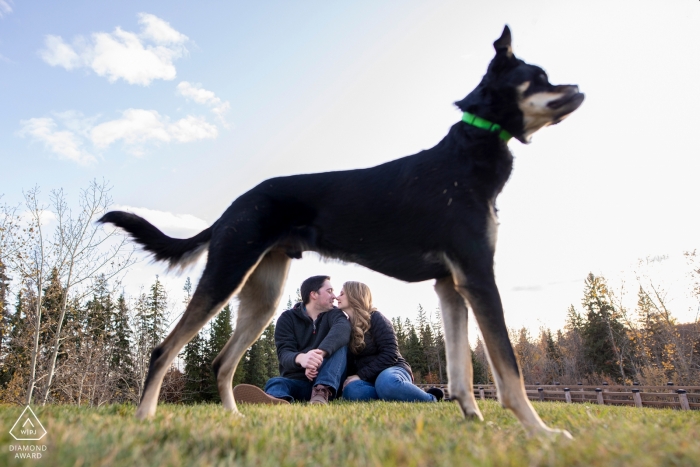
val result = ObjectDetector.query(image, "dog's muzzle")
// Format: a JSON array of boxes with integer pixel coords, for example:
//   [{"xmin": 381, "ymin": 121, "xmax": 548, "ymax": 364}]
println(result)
[{"xmin": 548, "ymin": 86, "xmax": 585, "ymax": 123}]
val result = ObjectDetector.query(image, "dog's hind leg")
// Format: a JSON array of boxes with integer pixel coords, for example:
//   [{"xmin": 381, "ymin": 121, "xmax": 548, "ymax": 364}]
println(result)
[
  {"xmin": 135, "ymin": 246, "xmax": 272, "ymax": 420},
  {"xmin": 434, "ymin": 276, "xmax": 483, "ymax": 420},
  {"xmin": 448, "ymin": 257, "xmax": 571, "ymax": 438},
  {"xmin": 213, "ymin": 249, "xmax": 291, "ymax": 412}
]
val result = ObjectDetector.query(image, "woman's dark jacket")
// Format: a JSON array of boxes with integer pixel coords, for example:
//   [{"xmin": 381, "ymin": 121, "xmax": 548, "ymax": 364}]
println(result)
[{"xmin": 348, "ymin": 310, "xmax": 413, "ymax": 384}]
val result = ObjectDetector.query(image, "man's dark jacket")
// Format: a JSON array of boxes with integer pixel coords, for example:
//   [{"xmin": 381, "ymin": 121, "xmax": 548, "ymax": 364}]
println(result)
[
  {"xmin": 347, "ymin": 311, "xmax": 413, "ymax": 384},
  {"xmin": 275, "ymin": 302, "xmax": 351, "ymax": 380}
]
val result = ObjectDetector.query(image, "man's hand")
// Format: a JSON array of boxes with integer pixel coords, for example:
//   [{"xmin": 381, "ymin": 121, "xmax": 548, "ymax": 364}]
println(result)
[
  {"xmin": 305, "ymin": 367, "xmax": 318, "ymax": 381},
  {"xmin": 343, "ymin": 374, "xmax": 360, "ymax": 389},
  {"xmin": 295, "ymin": 349, "xmax": 326, "ymax": 371}
]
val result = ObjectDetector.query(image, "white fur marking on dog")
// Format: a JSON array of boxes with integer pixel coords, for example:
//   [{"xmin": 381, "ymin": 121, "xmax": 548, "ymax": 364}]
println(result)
[
  {"xmin": 169, "ymin": 241, "xmax": 210, "ymax": 272},
  {"xmin": 517, "ymin": 89, "xmax": 569, "ymax": 142}
]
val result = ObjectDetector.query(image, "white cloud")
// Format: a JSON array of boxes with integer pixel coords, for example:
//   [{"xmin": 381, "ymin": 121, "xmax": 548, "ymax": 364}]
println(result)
[
  {"xmin": 18, "ymin": 117, "xmax": 96, "ymax": 165},
  {"xmin": 168, "ymin": 115, "xmax": 218, "ymax": 142},
  {"xmin": 113, "ymin": 205, "xmax": 209, "ymax": 236},
  {"xmin": 20, "ymin": 108, "xmax": 217, "ymax": 162},
  {"xmin": 90, "ymin": 109, "xmax": 217, "ymax": 150},
  {"xmin": 20, "ymin": 209, "xmax": 57, "ymax": 227},
  {"xmin": 39, "ymin": 35, "xmax": 81, "ymax": 69},
  {"xmin": 177, "ymin": 81, "xmax": 231, "ymax": 125},
  {"xmin": 138, "ymin": 13, "xmax": 188, "ymax": 45},
  {"xmin": 0, "ymin": 0, "xmax": 12, "ymax": 18},
  {"xmin": 91, "ymin": 109, "xmax": 171, "ymax": 148},
  {"xmin": 39, "ymin": 13, "xmax": 188, "ymax": 86}
]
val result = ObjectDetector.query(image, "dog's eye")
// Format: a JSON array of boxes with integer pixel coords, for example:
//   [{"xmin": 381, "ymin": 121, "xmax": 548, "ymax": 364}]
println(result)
[{"xmin": 536, "ymin": 73, "xmax": 548, "ymax": 84}]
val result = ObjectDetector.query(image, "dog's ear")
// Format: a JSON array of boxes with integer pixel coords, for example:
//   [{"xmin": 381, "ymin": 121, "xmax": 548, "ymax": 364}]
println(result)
[
  {"xmin": 493, "ymin": 25, "xmax": 513, "ymax": 58},
  {"xmin": 487, "ymin": 25, "xmax": 516, "ymax": 75}
]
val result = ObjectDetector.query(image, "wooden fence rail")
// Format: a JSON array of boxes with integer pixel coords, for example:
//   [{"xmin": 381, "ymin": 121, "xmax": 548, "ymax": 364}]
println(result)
[{"xmin": 415, "ymin": 384, "xmax": 700, "ymax": 410}]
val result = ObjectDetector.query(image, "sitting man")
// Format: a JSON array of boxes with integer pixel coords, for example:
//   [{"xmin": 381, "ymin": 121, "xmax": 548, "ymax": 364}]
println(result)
[{"xmin": 234, "ymin": 275, "xmax": 351, "ymax": 405}]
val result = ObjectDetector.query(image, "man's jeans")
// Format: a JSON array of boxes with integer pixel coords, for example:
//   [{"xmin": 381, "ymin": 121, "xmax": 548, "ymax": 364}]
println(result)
[
  {"xmin": 343, "ymin": 366, "xmax": 436, "ymax": 402},
  {"xmin": 264, "ymin": 346, "xmax": 347, "ymax": 402}
]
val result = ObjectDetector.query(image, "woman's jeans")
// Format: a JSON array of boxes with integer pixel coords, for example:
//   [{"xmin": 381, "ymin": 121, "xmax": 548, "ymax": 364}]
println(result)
[{"xmin": 343, "ymin": 366, "xmax": 436, "ymax": 402}]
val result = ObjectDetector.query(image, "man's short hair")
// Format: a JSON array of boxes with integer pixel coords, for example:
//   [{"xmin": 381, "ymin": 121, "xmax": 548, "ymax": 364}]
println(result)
[{"xmin": 301, "ymin": 275, "xmax": 330, "ymax": 305}]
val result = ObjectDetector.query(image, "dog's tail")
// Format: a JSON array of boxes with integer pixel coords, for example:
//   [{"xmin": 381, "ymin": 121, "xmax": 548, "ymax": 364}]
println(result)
[{"xmin": 98, "ymin": 211, "xmax": 212, "ymax": 270}]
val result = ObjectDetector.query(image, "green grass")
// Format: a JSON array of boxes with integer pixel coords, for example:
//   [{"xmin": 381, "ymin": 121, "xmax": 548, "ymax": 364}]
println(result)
[{"xmin": 1, "ymin": 400, "xmax": 698, "ymax": 466}]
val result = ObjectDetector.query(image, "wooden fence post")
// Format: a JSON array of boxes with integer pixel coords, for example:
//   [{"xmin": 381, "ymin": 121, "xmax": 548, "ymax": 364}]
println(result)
[
  {"xmin": 564, "ymin": 388, "xmax": 572, "ymax": 404},
  {"xmin": 596, "ymin": 388, "xmax": 604, "ymax": 405},
  {"xmin": 677, "ymin": 389, "xmax": 690, "ymax": 411},
  {"xmin": 538, "ymin": 387, "xmax": 544, "ymax": 402},
  {"xmin": 479, "ymin": 387, "xmax": 485, "ymax": 401},
  {"xmin": 632, "ymin": 388, "xmax": 642, "ymax": 408}
]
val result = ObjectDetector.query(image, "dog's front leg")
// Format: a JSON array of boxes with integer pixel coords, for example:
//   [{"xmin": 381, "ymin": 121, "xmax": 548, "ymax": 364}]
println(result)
[
  {"xmin": 454, "ymin": 265, "xmax": 572, "ymax": 438},
  {"xmin": 434, "ymin": 276, "xmax": 483, "ymax": 420}
]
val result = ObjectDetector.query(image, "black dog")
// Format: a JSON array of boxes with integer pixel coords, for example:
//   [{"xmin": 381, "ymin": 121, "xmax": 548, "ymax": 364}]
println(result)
[{"xmin": 100, "ymin": 26, "xmax": 583, "ymax": 436}]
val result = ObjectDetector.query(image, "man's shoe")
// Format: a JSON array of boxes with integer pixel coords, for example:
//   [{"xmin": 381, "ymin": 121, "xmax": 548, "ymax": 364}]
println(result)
[
  {"xmin": 426, "ymin": 387, "xmax": 444, "ymax": 401},
  {"xmin": 233, "ymin": 384, "xmax": 290, "ymax": 405},
  {"xmin": 310, "ymin": 384, "xmax": 331, "ymax": 405}
]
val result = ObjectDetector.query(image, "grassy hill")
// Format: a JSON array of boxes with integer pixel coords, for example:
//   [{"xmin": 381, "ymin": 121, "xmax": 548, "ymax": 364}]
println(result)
[{"xmin": 1, "ymin": 400, "xmax": 698, "ymax": 466}]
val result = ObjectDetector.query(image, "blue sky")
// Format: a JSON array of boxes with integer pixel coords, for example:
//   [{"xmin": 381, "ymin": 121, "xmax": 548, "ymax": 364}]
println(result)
[{"xmin": 2, "ymin": 0, "xmax": 699, "ymax": 336}]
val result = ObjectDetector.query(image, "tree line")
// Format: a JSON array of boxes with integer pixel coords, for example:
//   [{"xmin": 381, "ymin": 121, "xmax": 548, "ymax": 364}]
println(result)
[
  {"xmin": 473, "ymin": 269, "xmax": 700, "ymax": 386},
  {"xmin": 1, "ymin": 183, "xmax": 698, "ymax": 407},
  {"xmin": 1, "ymin": 268, "xmax": 699, "ymax": 407},
  {"xmin": 0, "ymin": 270, "xmax": 281, "ymax": 405}
]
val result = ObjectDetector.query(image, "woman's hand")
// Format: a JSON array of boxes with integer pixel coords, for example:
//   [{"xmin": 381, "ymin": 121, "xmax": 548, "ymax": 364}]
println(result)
[{"xmin": 343, "ymin": 374, "xmax": 360, "ymax": 389}]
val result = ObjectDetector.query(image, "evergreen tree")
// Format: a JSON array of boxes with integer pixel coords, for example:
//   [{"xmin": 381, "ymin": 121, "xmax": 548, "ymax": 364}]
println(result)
[
  {"xmin": 543, "ymin": 329, "xmax": 563, "ymax": 382},
  {"xmin": 85, "ymin": 275, "xmax": 113, "ymax": 340},
  {"xmin": 403, "ymin": 320, "xmax": 426, "ymax": 381},
  {"xmin": 41, "ymin": 268, "xmax": 66, "ymax": 352},
  {"xmin": 580, "ymin": 273, "xmax": 631, "ymax": 382},
  {"xmin": 203, "ymin": 304, "xmax": 235, "ymax": 401},
  {"xmin": 392, "ymin": 317, "xmax": 407, "ymax": 357},
  {"xmin": 0, "ymin": 290, "xmax": 30, "ymax": 395},
  {"xmin": 417, "ymin": 305, "xmax": 437, "ymax": 379},
  {"xmin": 262, "ymin": 322, "xmax": 279, "ymax": 381},
  {"xmin": 472, "ymin": 336, "xmax": 490, "ymax": 384},
  {"xmin": 513, "ymin": 327, "xmax": 539, "ymax": 383},
  {"xmin": 243, "ymin": 335, "xmax": 268, "ymax": 389},
  {"xmin": 471, "ymin": 349, "xmax": 488, "ymax": 385},
  {"xmin": 182, "ymin": 278, "xmax": 209, "ymax": 403},
  {"xmin": 183, "ymin": 332, "xmax": 208, "ymax": 403},
  {"xmin": 145, "ymin": 276, "xmax": 168, "ymax": 350},
  {"xmin": 242, "ymin": 322, "xmax": 279, "ymax": 389},
  {"xmin": 431, "ymin": 308, "xmax": 446, "ymax": 383},
  {"xmin": 112, "ymin": 294, "xmax": 135, "ymax": 401},
  {"xmin": 560, "ymin": 305, "xmax": 586, "ymax": 381}
]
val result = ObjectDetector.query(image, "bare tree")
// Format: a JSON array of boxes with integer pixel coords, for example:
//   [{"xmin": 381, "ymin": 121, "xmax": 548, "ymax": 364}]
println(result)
[
  {"xmin": 1, "ymin": 181, "xmax": 135, "ymax": 405},
  {"xmin": 3, "ymin": 188, "xmax": 53, "ymax": 404},
  {"xmin": 41, "ymin": 180, "xmax": 135, "ymax": 404}
]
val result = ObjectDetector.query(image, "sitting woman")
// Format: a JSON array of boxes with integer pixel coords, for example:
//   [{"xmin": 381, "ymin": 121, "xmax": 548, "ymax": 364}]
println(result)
[{"xmin": 337, "ymin": 281, "xmax": 443, "ymax": 402}]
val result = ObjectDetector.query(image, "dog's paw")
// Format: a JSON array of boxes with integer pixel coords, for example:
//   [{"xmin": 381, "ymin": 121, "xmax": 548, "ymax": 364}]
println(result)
[
  {"xmin": 537, "ymin": 427, "xmax": 573, "ymax": 440},
  {"xmin": 455, "ymin": 402, "xmax": 484, "ymax": 421},
  {"xmin": 463, "ymin": 410, "xmax": 485, "ymax": 422}
]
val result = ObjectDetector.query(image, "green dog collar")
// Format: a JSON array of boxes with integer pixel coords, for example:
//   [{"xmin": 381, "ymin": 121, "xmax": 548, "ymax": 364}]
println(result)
[{"xmin": 461, "ymin": 112, "xmax": 512, "ymax": 142}]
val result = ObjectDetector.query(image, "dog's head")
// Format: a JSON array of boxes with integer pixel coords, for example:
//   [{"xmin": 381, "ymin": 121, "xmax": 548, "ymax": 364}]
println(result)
[{"xmin": 455, "ymin": 26, "xmax": 584, "ymax": 144}]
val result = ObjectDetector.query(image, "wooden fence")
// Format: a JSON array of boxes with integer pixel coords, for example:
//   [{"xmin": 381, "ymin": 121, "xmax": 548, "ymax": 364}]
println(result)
[{"xmin": 416, "ymin": 383, "xmax": 700, "ymax": 410}]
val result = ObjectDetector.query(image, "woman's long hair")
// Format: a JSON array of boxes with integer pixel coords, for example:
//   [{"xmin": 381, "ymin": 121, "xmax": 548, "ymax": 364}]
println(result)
[{"xmin": 343, "ymin": 281, "xmax": 376, "ymax": 354}]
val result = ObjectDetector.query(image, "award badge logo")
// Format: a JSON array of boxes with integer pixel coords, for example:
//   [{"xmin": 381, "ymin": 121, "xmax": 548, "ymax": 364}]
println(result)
[{"xmin": 9, "ymin": 406, "xmax": 47, "ymax": 441}]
